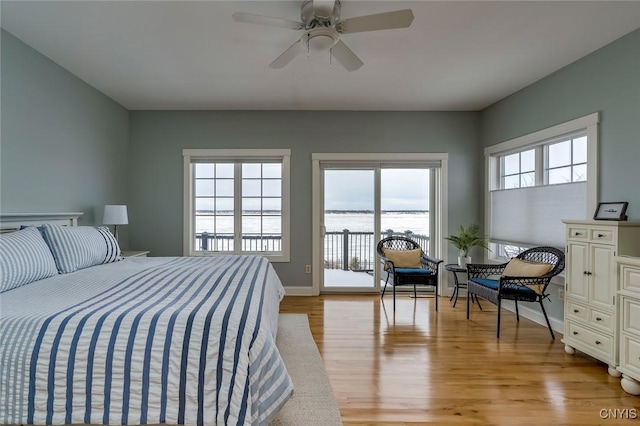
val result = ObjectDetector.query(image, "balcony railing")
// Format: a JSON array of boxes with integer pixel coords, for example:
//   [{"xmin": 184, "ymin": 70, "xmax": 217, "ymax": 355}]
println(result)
[
  {"xmin": 324, "ymin": 230, "xmax": 429, "ymax": 272},
  {"xmin": 195, "ymin": 233, "xmax": 281, "ymax": 252},
  {"xmin": 195, "ymin": 230, "xmax": 429, "ymax": 272}
]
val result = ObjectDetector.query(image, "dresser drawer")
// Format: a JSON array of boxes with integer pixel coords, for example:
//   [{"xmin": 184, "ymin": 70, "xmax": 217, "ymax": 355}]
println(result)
[
  {"xmin": 567, "ymin": 226, "xmax": 589, "ymax": 241},
  {"xmin": 589, "ymin": 308, "xmax": 614, "ymax": 333},
  {"xmin": 621, "ymin": 265, "xmax": 640, "ymax": 293},
  {"xmin": 566, "ymin": 301, "xmax": 589, "ymax": 322},
  {"xmin": 622, "ymin": 297, "xmax": 640, "ymax": 336},
  {"xmin": 590, "ymin": 228, "xmax": 614, "ymax": 244},
  {"xmin": 620, "ymin": 335, "xmax": 640, "ymax": 377},
  {"xmin": 567, "ymin": 321, "xmax": 614, "ymax": 359}
]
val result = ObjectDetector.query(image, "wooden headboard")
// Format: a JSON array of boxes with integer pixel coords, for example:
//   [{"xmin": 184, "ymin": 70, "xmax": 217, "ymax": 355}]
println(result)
[{"xmin": 0, "ymin": 212, "xmax": 83, "ymax": 233}]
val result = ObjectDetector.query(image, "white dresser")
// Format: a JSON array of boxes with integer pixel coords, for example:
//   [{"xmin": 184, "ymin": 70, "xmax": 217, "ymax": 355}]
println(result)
[
  {"xmin": 562, "ymin": 220, "xmax": 640, "ymax": 376},
  {"xmin": 617, "ymin": 256, "xmax": 640, "ymax": 394}
]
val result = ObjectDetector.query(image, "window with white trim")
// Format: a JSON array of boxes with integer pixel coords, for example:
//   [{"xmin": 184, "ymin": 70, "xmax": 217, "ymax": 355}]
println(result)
[
  {"xmin": 183, "ymin": 149, "xmax": 290, "ymax": 261},
  {"xmin": 485, "ymin": 114, "xmax": 599, "ymax": 261},
  {"xmin": 497, "ymin": 133, "xmax": 587, "ymax": 191}
]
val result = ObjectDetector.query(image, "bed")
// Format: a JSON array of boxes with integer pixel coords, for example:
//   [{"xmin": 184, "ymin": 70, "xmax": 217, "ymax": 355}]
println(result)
[{"xmin": 0, "ymin": 213, "xmax": 293, "ymax": 426}]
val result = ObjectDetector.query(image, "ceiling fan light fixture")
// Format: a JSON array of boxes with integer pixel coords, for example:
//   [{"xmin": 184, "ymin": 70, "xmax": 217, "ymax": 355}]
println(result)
[
  {"xmin": 307, "ymin": 34, "xmax": 336, "ymax": 52},
  {"xmin": 233, "ymin": 1, "xmax": 414, "ymax": 71},
  {"xmin": 305, "ymin": 27, "xmax": 339, "ymax": 53}
]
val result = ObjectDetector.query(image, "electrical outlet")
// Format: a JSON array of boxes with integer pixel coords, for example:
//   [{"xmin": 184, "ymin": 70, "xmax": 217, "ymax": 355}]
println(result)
[
  {"xmin": 558, "ymin": 288, "xmax": 564, "ymax": 300},
  {"xmin": 305, "ymin": 265, "xmax": 312, "ymax": 274}
]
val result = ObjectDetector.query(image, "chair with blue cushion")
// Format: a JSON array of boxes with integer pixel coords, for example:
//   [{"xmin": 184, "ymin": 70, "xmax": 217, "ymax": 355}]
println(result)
[
  {"xmin": 376, "ymin": 236, "xmax": 443, "ymax": 311},
  {"xmin": 466, "ymin": 246, "xmax": 565, "ymax": 339}
]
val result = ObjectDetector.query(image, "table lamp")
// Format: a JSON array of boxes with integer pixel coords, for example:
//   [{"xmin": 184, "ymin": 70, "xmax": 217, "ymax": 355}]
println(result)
[{"xmin": 103, "ymin": 204, "xmax": 128, "ymax": 242}]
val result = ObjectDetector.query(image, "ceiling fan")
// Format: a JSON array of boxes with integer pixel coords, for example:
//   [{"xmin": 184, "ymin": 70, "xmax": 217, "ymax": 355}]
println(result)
[{"xmin": 232, "ymin": 0, "xmax": 414, "ymax": 72}]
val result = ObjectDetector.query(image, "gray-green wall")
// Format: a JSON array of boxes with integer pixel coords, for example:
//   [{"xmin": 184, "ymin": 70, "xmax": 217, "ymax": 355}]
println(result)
[
  {"xmin": 481, "ymin": 28, "xmax": 640, "ymax": 217},
  {"xmin": 128, "ymin": 111, "xmax": 481, "ymax": 286},
  {"xmin": 0, "ymin": 30, "xmax": 130, "ymax": 235},
  {"xmin": 480, "ymin": 29, "xmax": 640, "ymax": 322}
]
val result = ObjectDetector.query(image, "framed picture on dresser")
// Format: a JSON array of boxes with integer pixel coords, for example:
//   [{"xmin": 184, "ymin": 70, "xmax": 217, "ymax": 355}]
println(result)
[{"xmin": 594, "ymin": 201, "xmax": 628, "ymax": 221}]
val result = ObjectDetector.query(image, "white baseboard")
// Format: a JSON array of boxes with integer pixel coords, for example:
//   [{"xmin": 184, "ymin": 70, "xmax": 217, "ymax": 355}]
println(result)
[
  {"xmin": 500, "ymin": 300, "xmax": 564, "ymax": 333},
  {"xmin": 283, "ymin": 286, "xmax": 316, "ymax": 296}
]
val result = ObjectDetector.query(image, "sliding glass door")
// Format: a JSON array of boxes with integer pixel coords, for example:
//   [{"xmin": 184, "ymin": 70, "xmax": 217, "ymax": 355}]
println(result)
[
  {"xmin": 320, "ymin": 165, "xmax": 432, "ymax": 293},
  {"xmin": 323, "ymin": 169, "xmax": 378, "ymax": 290}
]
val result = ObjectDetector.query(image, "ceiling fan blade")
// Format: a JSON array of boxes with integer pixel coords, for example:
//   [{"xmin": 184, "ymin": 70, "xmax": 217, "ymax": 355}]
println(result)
[
  {"xmin": 337, "ymin": 9, "xmax": 414, "ymax": 34},
  {"xmin": 312, "ymin": 0, "xmax": 336, "ymax": 20},
  {"xmin": 330, "ymin": 40, "xmax": 363, "ymax": 72},
  {"xmin": 269, "ymin": 38, "xmax": 304, "ymax": 69},
  {"xmin": 232, "ymin": 12, "xmax": 304, "ymax": 30}
]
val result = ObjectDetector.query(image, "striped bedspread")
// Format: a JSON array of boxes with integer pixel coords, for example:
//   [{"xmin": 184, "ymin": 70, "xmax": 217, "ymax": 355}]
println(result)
[{"xmin": 0, "ymin": 255, "xmax": 292, "ymax": 426}]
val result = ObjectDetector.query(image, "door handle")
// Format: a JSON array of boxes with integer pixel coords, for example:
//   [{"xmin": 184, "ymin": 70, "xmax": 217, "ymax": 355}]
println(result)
[{"xmin": 321, "ymin": 225, "xmax": 326, "ymax": 237}]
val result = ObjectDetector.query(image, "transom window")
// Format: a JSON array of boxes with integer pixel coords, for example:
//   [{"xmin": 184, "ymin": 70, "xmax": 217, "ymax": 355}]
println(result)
[
  {"xmin": 183, "ymin": 149, "xmax": 290, "ymax": 261},
  {"xmin": 497, "ymin": 132, "xmax": 587, "ymax": 190}
]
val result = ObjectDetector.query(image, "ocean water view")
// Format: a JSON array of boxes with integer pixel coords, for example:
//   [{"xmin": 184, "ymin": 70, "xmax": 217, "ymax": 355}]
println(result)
[
  {"xmin": 195, "ymin": 211, "xmax": 429, "ymax": 270},
  {"xmin": 195, "ymin": 211, "xmax": 429, "ymax": 236},
  {"xmin": 325, "ymin": 211, "xmax": 429, "ymax": 235}
]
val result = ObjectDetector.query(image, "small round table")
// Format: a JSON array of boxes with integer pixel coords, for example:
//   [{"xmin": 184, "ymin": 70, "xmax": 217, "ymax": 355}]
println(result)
[{"xmin": 445, "ymin": 264, "xmax": 482, "ymax": 309}]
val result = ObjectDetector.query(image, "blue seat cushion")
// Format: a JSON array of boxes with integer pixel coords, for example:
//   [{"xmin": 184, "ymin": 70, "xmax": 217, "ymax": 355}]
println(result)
[
  {"xmin": 393, "ymin": 267, "xmax": 433, "ymax": 275},
  {"xmin": 470, "ymin": 278, "xmax": 499, "ymax": 290},
  {"xmin": 470, "ymin": 278, "xmax": 539, "ymax": 297}
]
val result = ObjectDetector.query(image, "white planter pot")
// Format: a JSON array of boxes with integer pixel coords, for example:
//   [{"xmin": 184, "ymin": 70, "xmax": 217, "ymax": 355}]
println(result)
[{"xmin": 458, "ymin": 256, "xmax": 471, "ymax": 268}]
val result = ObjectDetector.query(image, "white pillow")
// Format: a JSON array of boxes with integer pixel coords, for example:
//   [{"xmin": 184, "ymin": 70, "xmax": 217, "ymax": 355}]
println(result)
[
  {"xmin": 0, "ymin": 227, "xmax": 59, "ymax": 292},
  {"xmin": 42, "ymin": 224, "xmax": 121, "ymax": 274}
]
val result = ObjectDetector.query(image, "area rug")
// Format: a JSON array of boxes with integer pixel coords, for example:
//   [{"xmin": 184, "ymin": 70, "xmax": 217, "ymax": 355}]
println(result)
[{"xmin": 269, "ymin": 314, "xmax": 343, "ymax": 426}]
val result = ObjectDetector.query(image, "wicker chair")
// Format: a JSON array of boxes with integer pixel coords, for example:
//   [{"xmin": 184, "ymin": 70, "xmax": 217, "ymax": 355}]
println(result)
[
  {"xmin": 376, "ymin": 236, "xmax": 443, "ymax": 311},
  {"xmin": 466, "ymin": 246, "xmax": 565, "ymax": 339}
]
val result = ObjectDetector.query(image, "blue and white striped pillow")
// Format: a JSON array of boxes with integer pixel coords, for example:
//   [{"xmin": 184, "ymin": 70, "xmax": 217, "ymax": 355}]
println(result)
[
  {"xmin": 41, "ymin": 224, "xmax": 122, "ymax": 274},
  {"xmin": 0, "ymin": 227, "xmax": 59, "ymax": 293}
]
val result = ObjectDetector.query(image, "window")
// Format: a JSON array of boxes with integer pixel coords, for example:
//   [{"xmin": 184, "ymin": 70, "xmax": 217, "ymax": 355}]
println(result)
[
  {"xmin": 501, "ymin": 148, "xmax": 535, "ymax": 188},
  {"xmin": 485, "ymin": 113, "xmax": 599, "ymax": 261},
  {"xmin": 497, "ymin": 133, "xmax": 587, "ymax": 191},
  {"xmin": 183, "ymin": 149, "xmax": 290, "ymax": 261},
  {"xmin": 546, "ymin": 135, "xmax": 587, "ymax": 184}
]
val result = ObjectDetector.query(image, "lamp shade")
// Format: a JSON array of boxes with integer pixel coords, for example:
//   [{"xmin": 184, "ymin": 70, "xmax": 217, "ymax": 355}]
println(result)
[{"xmin": 103, "ymin": 205, "xmax": 128, "ymax": 225}]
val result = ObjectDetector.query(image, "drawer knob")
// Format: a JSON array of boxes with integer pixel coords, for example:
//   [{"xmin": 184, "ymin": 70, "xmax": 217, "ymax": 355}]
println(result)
[
  {"xmin": 573, "ymin": 331, "xmax": 579, "ymax": 335},
  {"xmin": 597, "ymin": 233, "xmax": 604, "ymax": 238},
  {"xmin": 596, "ymin": 317, "xmax": 602, "ymax": 321},
  {"xmin": 585, "ymin": 271, "xmax": 592, "ymax": 276},
  {"xmin": 595, "ymin": 341, "xmax": 601, "ymax": 345},
  {"xmin": 573, "ymin": 309, "xmax": 579, "ymax": 313},
  {"xmin": 575, "ymin": 232, "xmax": 582, "ymax": 236}
]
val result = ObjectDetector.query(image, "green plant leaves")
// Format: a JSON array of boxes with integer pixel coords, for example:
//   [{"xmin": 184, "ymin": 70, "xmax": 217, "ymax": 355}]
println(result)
[{"xmin": 445, "ymin": 223, "xmax": 490, "ymax": 256}]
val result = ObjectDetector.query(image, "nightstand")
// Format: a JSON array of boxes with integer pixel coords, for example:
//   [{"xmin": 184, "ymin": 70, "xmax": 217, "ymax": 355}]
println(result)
[{"xmin": 121, "ymin": 250, "xmax": 150, "ymax": 258}]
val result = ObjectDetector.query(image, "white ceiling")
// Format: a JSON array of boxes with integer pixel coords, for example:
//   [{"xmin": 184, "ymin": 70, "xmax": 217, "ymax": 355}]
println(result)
[{"xmin": 2, "ymin": 1, "xmax": 639, "ymax": 111}]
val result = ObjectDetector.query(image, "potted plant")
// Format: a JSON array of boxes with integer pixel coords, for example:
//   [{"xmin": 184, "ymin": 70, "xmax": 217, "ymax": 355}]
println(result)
[{"xmin": 445, "ymin": 223, "xmax": 490, "ymax": 267}]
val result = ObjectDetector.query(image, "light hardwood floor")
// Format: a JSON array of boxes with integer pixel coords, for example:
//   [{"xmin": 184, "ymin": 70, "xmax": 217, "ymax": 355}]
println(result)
[{"xmin": 279, "ymin": 294, "xmax": 640, "ymax": 425}]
